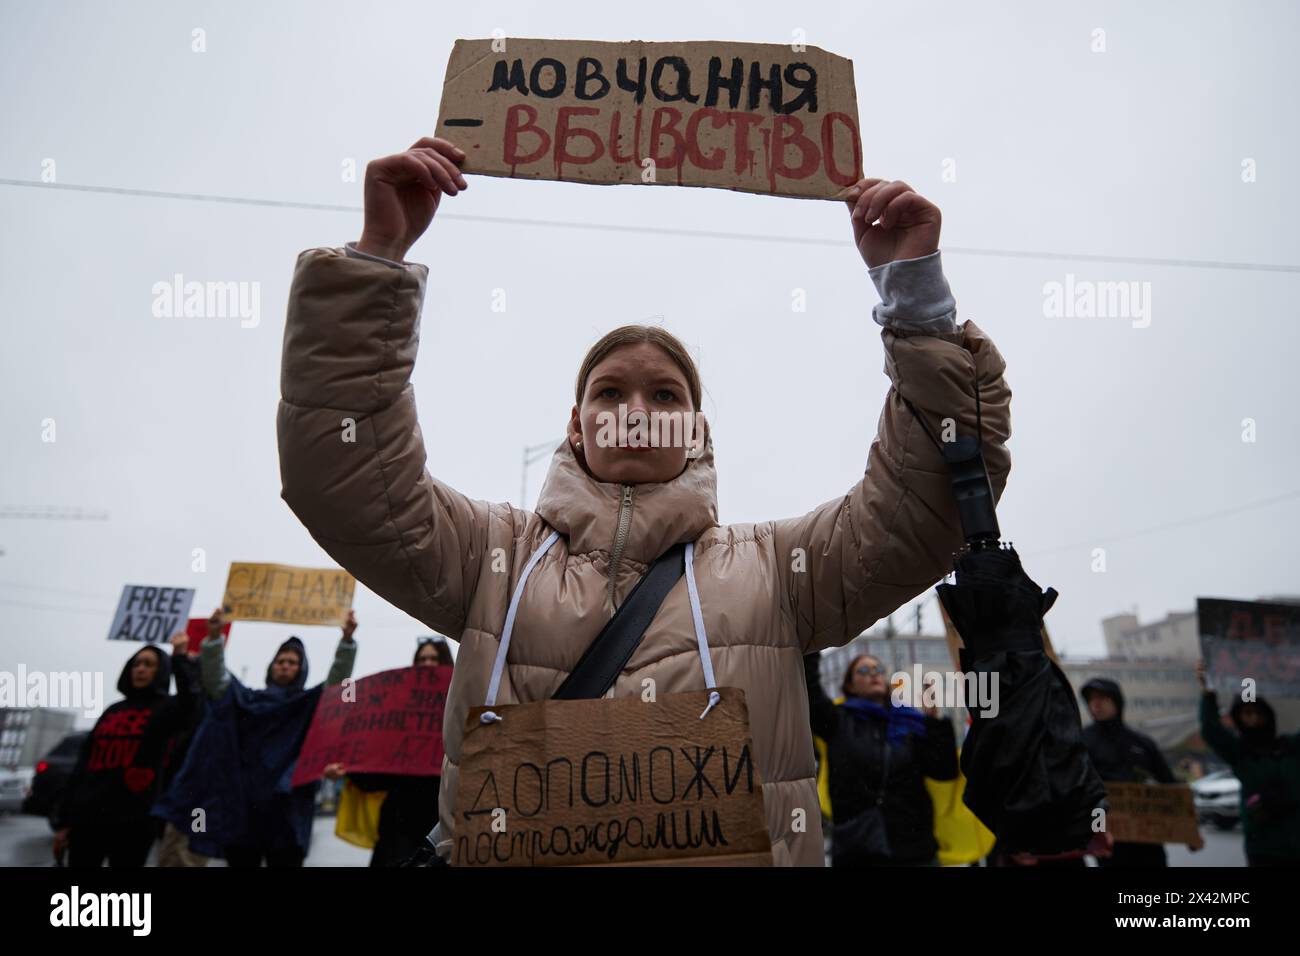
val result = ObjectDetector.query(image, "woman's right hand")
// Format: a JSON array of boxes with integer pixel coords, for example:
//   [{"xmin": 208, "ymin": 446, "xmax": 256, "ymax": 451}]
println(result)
[
  {"xmin": 356, "ymin": 137, "xmax": 468, "ymax": 263},
  {"xmin": 322, "ymin": 762, "xmax": 346, "ymax": 781},
  {"xmin": 52, "ymin": 827, "xmax": 70, "ymax": 859}
]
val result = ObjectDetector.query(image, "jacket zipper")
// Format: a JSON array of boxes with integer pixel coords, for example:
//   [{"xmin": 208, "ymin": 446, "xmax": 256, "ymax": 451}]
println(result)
[{"xmin": 606, "ymin": 484, "xmax": 636, "ymax": 613}]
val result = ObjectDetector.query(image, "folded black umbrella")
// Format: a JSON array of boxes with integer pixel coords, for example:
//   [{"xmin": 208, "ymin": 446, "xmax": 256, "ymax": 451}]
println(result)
[{"xmin": 938, "ymin": 542, "xmax": 1108, "ymax": 859}]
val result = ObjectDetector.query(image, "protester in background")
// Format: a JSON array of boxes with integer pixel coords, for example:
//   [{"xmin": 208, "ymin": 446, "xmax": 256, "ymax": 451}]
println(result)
[
  {"xmin": 1197, "ymin": 659, "xmax": 1300, "ymax": 866},
  {"xmin": 324, "ymin": 636, "xmax": 452, "ymax": 866},
  {"xmin": 277, "ymin": 135, "xmax": 1013, "ymax": 866},
  {"xmin": 155, "ymin": 630, "xmax": 212, "ymax": 869},
  {"xmin": 803, "ymin": 652, "xmax": 957, "ymax": 866},
  {"xmin": 53, "ymin": 633, "xmax": 201, "ymax": 867},
  {"xmin": 1079, "ymin": 677, "xmax": 1188, "ymax": 867},
  {"xmin": 152, "ymin": 608, "xmax": 357, "ymax": 867}
]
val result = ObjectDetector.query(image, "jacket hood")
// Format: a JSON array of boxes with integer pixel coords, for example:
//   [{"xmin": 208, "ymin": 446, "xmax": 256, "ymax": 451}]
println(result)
[
  {"xmin": 534, "ymin": 429, "xmax": 719, "ymax": 564},
  {"xmin": 116, "ymin": 645, "xmax": 172, "ymax": 698},
  {"xmin": 1230, "ymin": 695, "xmax": 1277, "ymax": 745},
  {"xmin": 1080, "ymin": 677, "xmax": 1124, "ymax": 720},
  {"xmin": 266, "ymin": 636, "xmax": 309, "ymax": 693}
]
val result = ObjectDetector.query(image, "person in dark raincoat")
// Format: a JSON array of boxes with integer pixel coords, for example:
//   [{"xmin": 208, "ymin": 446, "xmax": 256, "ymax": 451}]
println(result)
[
  {"xmin": 1198, "ymin": 660, "xmax": 1300, "ymax": 866},
  {"xmin": 152, "ymin": 609, "xmax": 357, "ymax": 867},
  {"xmin": 804, "ymin": 651, "xmax": 957, "ymax": 865},
  {"xmin": 1079, "ymin": 677, "xmax": 1181, "ymax": 867},
  {"xmin": 53, "ymin": 633, "xmax": 201, "ymax": 867}
]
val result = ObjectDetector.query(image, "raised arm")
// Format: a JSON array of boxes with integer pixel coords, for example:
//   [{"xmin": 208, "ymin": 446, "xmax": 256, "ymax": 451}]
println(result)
[
  {"xmin": 774, "ymin": 180, "xmax": 1012, "ymax": 653},
  {"xmin": 324, "ymin": 610, "xmax": 359, "ymax": 687},
  {"xmin": 159, "ymin": 631, "xmax": 204, "ymax": 732},
  {"xmin": 802, "ymin": 653, "xmax": 844, "ymax": 742},
  {"xmin": 277, "ymin": 137, "xmax": 500, "ymax": 638},
  {"xmin": 199, "ymin": 608, "xmax": 232, "ymax": 701},
  {"xmin": 1196, "ymin": 660, "xmax": 1242, "ymax": 767}
]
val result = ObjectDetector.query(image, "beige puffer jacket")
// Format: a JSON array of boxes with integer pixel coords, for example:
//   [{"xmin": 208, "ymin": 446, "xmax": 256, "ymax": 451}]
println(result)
[{"xmin": 277, "ymin": 247, "xmax": 1012, "ymax": 866}]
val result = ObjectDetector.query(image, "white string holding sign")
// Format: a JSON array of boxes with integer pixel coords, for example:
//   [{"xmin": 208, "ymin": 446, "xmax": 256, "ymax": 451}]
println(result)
[{"xmin": 479, "ymin": 533, "xmax": 720, "ymax": 723}]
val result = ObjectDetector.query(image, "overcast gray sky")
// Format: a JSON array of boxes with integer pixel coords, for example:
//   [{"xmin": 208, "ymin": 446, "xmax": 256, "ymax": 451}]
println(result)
[{"xmin": 2, "ymin": 0, "xmax": 1297, "ymax": 722}]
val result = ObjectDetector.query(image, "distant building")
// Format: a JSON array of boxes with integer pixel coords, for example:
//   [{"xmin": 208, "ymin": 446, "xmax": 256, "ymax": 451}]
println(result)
[
  {"xmin": 1102, "ymin": 610, "xmax": 1199, "ymax": 661},
  {"xmin": 1102, "ymin": 595, "xmax": 1300, "ymax": 662},
  {"xmin": 0, "ymin": 708, "xmax": 77, "ymax": 769}
]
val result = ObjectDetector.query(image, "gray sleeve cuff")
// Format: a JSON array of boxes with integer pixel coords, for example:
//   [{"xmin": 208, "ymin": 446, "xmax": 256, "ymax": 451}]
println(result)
[
  {"xmin": 868, "ymin": 250, "xmax": 958, "ymax": 334},
  {"xmin": 344, "ymin": 241, "xmax": 407, "ymax": 269}
]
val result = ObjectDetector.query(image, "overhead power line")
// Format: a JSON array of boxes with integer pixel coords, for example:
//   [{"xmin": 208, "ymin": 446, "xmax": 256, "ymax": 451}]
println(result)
[
  {"xmin": 3, "ymin": 178, "xmax": 1297, "ymax": 274},
  {"xmin": 1022, "ymin": 489, "xmax": 1300, "ymax": 557},
  {"xmin": 0, "ymin": 505, "xmax": 110, "ymax": 520}
]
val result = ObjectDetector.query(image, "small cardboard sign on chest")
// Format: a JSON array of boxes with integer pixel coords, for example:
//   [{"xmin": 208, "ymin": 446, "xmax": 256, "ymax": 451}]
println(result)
[
  {"xmin": 1104, "ymin": 782, "xmax": 1202, "ymax": 845},
  {"xmin": 453, "ymin": 688, "xmax": 772, "ymax": 866},
  {"xmin": 435, "ymin": 37, "xmax": 862, "ymax": 200}
]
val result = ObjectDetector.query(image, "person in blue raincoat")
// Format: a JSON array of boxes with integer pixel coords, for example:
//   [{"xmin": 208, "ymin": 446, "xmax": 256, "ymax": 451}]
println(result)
[{"xmin": 153, "ymin": 608, "xmax": 357, "ymax": 867}]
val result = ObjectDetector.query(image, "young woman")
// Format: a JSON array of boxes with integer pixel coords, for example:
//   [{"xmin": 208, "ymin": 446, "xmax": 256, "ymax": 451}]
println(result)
[
  {"xmin": 153, "ymin": 609, "xmax": 358, "ymax": 867},
  {"xmin": 277, "ymin": 136, "xmax": 1012, "ymax": 866},
  {"xmin": 804, "ymin": 652, "xmax": 957, "ymax": 866}
]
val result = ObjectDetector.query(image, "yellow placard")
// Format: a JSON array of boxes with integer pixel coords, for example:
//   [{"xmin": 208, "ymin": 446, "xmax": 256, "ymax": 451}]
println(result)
[{"xmin": 221, "ymin": 562, "xmax": 355, "ymax": 626}]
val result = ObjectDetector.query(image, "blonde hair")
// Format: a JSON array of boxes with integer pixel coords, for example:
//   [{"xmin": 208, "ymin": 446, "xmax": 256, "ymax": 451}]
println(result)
[{"xmin": 574, "ymin": 325, "xmax": 702, "ymax": 411}]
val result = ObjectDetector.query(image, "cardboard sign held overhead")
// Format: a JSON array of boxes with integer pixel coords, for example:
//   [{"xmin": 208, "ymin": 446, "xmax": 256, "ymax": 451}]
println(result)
[
  {"xmin": 221, "ymin": 562, "xmax": 355, "ymax": 626},
  {"xmin": 1198, "ymin": 597, "xmax": 1300, "ymax": 699},
  {"xmin": 454, "ymin": 689, "xmax": 772, "ymax": 867},
  {"xmin": 1104, "ymin": 782, "xmax": 1202, "ymax": 846},
  {"xmin": 292, "ymin": 665, "xmax": 452, "ymax": 787},
  {"xmin": 107, "ymin": 585, "xmax": 196, "ymax": 644},
  {"xmin": 435, "ymin": 38, "xmax": 862, "ymax": 199}
]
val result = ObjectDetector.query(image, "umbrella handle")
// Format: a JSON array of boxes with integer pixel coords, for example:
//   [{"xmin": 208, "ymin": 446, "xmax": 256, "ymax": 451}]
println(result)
[{"xmin": 941, "ymin": 436, "xmax": 1000, "ymax": 544}]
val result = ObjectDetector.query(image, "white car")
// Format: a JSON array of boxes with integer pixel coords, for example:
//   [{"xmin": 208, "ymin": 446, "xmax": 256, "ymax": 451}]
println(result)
[
  {"xmin": 0, "ymin": 766, "xmax": 35, "ymax": 813},
  {"xmin": 1191, "ymin": 769, "xmax": 1241, "ymax": 830}
]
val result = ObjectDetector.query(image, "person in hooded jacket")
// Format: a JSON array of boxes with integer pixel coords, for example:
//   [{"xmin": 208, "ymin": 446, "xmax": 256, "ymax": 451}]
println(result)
[
  {"xmin": 1079, "ymin": 677, "xmax": 1180, "ymax": 867},
  {"xmin": 152, "ymin": 608, "xmax": 358, "ymax": 867},
  {"xmin": 52, "ymin": 633, "xmax": 201, "ymax": 867},
  {"xmin": 1197, "ymin": 659, "xmax": 1300, "ymax": 866},
  {"xmin": 276, "ymin": 136, "xmax": 1013, "ymax": 866},
  {"xmin": 323, "ymin": 636, "xmax": 452, "ymax": 866},
  {"xmin": 804, "ymin": 651, "xmax": 957, "ymax": 865}
]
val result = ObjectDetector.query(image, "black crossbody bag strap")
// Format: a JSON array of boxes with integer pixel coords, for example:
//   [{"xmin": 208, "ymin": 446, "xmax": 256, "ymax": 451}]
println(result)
[{"xmin": 552, "ymin": 543, "xmax": 687, "ymax": 701}]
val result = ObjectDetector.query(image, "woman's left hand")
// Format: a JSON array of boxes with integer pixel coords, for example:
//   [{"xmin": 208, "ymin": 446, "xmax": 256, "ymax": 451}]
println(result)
[{"xmin": 845, "ymin": 178, "xmax": 942, "ymax": 268}]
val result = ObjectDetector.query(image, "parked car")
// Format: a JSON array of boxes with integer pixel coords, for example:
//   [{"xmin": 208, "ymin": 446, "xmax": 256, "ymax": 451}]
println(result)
[
  {"xmin": 1191, "ymin": 769, "xmax": 1240, "ymax": 830},
  {"xmin": 0, "ymin": 766, "xmax": 35, "ymax": 813},
  {"xmin": 21, "ymin": 731, "xmax": 87, "ymax": 821}
]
